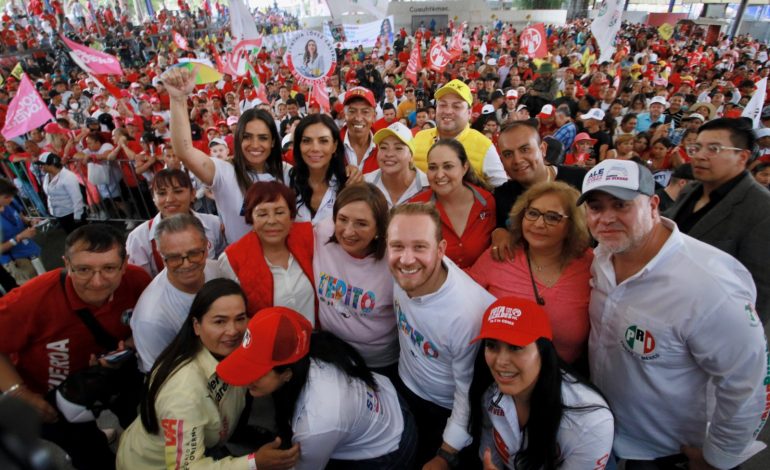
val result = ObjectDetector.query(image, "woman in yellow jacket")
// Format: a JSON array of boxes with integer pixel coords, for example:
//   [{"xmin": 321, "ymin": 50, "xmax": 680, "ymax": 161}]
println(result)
[{"xmin": 116, "ymin": 279, "xmax": 299, "ymax": 469}]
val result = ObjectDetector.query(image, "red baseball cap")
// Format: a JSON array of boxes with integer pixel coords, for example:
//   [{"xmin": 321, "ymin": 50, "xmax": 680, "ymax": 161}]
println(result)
[
  {"xmin": 343, "ymin": 86, "xmax": 376, "ymax": 107},
  {"xmin": 537, "ymin": 104, "xmax": 555, "ymax": 119},
  {"xmin": 44, "ymin": 122, "xmax": 69, "ymax": 135},
  {"xmin": 471, "ymin": 297, "xmax": 552, "ymax": 347},
  {"xmin": 217, "ymin": 307, "xmax": 312, "ymax": 386}
]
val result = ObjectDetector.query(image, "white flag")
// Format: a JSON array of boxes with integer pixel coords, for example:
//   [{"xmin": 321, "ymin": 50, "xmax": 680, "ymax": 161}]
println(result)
[
  {"xmin": 590, "ymin": 0, "xmax": 624, "ymax": 64},
  {"xmin": 742, "ymin": 77, "xmax": 767, "ymax": 128},
  {"xmin": 229, "ymin": 0, "xmax": 260, "ymax": 41},
  {"xmin": 479, "ymin": 41, "xmax": 487, "ymax": 60}
]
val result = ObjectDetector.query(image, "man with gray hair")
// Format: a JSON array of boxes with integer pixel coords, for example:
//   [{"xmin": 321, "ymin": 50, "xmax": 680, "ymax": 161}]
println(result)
[
  {"xmin": 581, "ymin": 159, "xmax": 767, "ymax": 469},
  {"xmin": 131, "ymin": 214, "xmax": 221, "ymax": 372}
]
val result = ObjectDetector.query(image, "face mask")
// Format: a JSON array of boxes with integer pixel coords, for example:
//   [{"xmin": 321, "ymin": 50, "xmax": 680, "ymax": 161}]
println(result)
[{"xmin": 70, "ymin": 102, "xmax": 79, "ymax": 110}]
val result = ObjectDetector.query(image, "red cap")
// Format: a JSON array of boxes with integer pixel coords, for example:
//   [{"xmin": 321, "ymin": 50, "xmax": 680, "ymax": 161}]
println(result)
[
  {"xmin": 724, "ymin": 109, "xmax": 743, "ymax": 118},
  {"xmin": 470, "ymin": 297, "xmax": 552, "ymax": 346},
  {"xmin": 573, "ymin": 132, "xmax": 598, "ymax": 145},
  {"xmin": 343, "ymin": 86, "xmax": 376, "ymax": 107},
  {"xmin": 128, "ymin": 116, "xmax": 144, "ymax": 128},
  {"xmin": 537, "ymin": 104, "xmax": 555, "ymax": 119},
  {"xmin": 149, "ymin": 96, "xmax": 160, "ymax": 103},
  {"xmin": 216, "ymin": 120, "xmax": 227, "ymax": 127},
  {"xmin": 395, "ymin": 84, "xmax": 404, "ymax": 96},
  {"xmin": 151, "ymin": 115, "xmax": 165, "ymax": 124},
  {"xmin": 44, "ymin": 122, "xmax": 69, "ymax": 135},
  {"xmin": 206, "ymin": 126, "xmax": 217, "ymax": 133},
  {"xmin": 217, "ymin": 307, "xmax": 312, "ymax": 386}
]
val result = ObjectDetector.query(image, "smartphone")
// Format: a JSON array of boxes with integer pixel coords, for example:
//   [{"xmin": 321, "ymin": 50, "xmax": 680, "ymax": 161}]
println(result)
[{"xmin": 99, "ymin": 349, "xmax": 133, "ymax": 364}]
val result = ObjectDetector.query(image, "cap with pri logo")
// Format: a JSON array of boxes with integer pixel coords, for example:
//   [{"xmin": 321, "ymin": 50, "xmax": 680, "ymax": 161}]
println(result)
[
  {"xmin": 481, "ymin": 104, "xmax": 495, "ymax": 115},
  {"xmin": 217, "ymin": 307, "xmax": 312, "ymax": 386},
  {"xmin": 470, "ymin": 297, "xmax": 553, "ymax": 347},
  {"xmin": 577, "ymin": 159, "xmax": 655, "ymax": 205},
  {"xmin": 34, "ymin": 152, "xmax": 62, "ymax": 166},
  {"xmin": 538, "ymin": 104, "xmax": 555, "ymax": 119},
  {"xmin": 506, "ymin": 89, "xmax": 518, "ymax": 99},
  {"xmin": 374, "ymin": 122, "xmax": 415, "ymax": 155},
  {"xmin": 343, "ymin": 86, "xmax": 376, "ymax": 107},
  {"xmin": 434, "ymin": 79, "xmax": 473, "ymax": 106}
]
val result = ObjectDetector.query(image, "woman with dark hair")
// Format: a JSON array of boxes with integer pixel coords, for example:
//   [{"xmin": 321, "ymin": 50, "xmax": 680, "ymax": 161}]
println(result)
[
  {"xmin": 116, "ymin": 279, "xmax": 300, "ymax": 469},
  {"xmin": 300, "ymin": 39, "xmax": 325, "ymax": 78},
  {"xmin": 164, "ymin": 66, "xmax": 290, "ymax": 243},
  {"xmin": 217, "ymin": 307, "xmax": 416, "ymax": 470},
  {"xmin": 410, "ymin": 139, "xmax": 495, "ymax": 269},
  {"xmin": 290, "ymin": 114, "xmax": 358, "ymax": 223},
  {"xmin": 313, "ymin": 183, "xmax": 398, "ymax": 377},
  {"xmin": 468, "ymin": 182, "xmax": 592, "ymax": 364},
  {"xmin": 126, "ymin": 169, "xmax": 226, "ymax": 277},
  {"xmin": 218, "ymin": 181, "xmax": 317, "ymax": 325},
  {"xmin": 468, "ymin": 297, "xmax": 613, "ymax": 469}
]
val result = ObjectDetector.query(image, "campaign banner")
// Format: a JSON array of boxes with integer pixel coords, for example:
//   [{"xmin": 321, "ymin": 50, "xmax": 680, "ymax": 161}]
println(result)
[
  {"xmin": 61, "ymin": 35, "xmax": 123, "ymax": 76},
  {"xmin": 324, "ymin": 16, "xmax": 395, "ymax": 50},
  {"xmin": 172, "ymin": 30, "xmax": 189, "ymax": 50},
  {"xmin": 519, "ymin": 23, "xmax": 548, "ymax": 59},
  {"xmin": 286, "ymin": 30, "xmax": 336, "ymax": 87},
  {"xmin": 742, "ymin": 77, "xmax": 767, "ymax": 128},
  {"xmin": 590, "ymin": 0, "xmax": 624, "ymax": 64},
  {"xmin": 2, "ymin": 74, "xmax": 54, "ymax": 140},
  {"xmin": 405, "ymin": 42, "xmax": 422, "ymax": 84}
]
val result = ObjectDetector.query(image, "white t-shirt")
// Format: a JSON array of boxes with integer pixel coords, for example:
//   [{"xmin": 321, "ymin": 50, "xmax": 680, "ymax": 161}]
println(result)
[
  {"xmin": 364, "ymin": 169, "xmax": 429, "ymax": 208},
  {"xmin": 218, "ymin": 251, "xmax": 316, "ymax": 326},
  {"xmin": 295, "ymin": 176, "xmax": 339, "ymax": 225},
  {"xmin": 395, "ymin": 257, "xmax": 495, "ymax": 451},
  {"xmin": 126, "ymin": 211, "xmax": 226, "ymax": 278},
  {"xmin": 210, "ymin": 157, "xmax": 291, "ymax": 243},
  {"xmin": 480, "ymin": 378, "xmax": 614, "ymax": 469},
  {"xmin": 292, "ymin": 360, "xmax": 403, "ymax": 469},
  {"xmin": 313, "ymin": 218, "xmax": 398, "ymax": 367},
  {"xmin": 131, "ymin": 260, "xmax": 222, "ymax": 372}
]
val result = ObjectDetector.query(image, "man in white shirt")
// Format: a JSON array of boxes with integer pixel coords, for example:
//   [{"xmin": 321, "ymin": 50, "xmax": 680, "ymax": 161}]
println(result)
[
  {"xmin": 579, "ymin": 159, "xmax": 768, "ymax": 470},
  {"xmin": 386, "ymin": 203, "xmax": 495, "ymax": 468},
  {"xmin": 131, "ymin": 214, "xmax": 221, "ymax": 372}
]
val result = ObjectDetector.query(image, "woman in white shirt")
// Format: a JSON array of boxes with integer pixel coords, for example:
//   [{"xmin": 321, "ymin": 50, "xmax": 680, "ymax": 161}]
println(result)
[
  {"xmin": 364, "ymin": 122, "xmax": 428, "ymax": 207},
  {"xmin": 218, "ymin": 181, "xmax": 316, "ymax": 325},
  {"xmin": 290, "ymin": 114, "xmax": 361, "ymax": 224},
  {"xmin": 35, "ymin": 152, "xmax": 84, "ymax": 234},
  {"xmin": 468, "ymin": 296, "xmax": 614, "ymax": 470},
  {"xmin": 163, "ymin": 66, "xmax": 290, "ymax": 243},
  {"xmin": 313, "ymin": 183, "xmax": 398, "ymax": 378},
  {"xmin": 218, "ymin": 307, "xmax": 417, "ymax": 470}
]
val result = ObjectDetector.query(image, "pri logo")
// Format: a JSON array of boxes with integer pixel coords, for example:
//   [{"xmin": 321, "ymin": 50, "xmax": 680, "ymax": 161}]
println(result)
[
  {"xmin": 624, "ymin": 325, "xmax": 657, "ymax": 359},
  {"xmin": 520, "ymin": 27, "xmax": 542, "ymax": 57}
]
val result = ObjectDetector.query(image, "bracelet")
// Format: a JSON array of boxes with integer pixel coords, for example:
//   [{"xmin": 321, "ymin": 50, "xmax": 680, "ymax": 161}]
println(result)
[
  {"xmin": 8, "ymin": 238, "xmax": 17, "ymax": 246},
  {"xmin": 3, "ymin": 383, "xmax": 23, "ymax": 396}
]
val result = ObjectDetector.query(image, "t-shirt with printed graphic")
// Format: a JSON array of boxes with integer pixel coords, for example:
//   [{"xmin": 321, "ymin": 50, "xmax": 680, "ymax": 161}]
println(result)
[
  {"xmin": 0, "ymin": 266, "xmax": 151, "ymax": 394},
  {"xmin": 395, "ymin": 257, "xmax": 495, "ymax": 451},
  {"xmin": 313, "ymin": 218, "xmax": 398, "ymax": 368}
]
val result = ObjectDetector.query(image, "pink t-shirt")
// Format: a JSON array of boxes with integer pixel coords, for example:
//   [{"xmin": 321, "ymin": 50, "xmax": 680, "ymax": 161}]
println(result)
[{"xmin": 468, "ymin": 247, "xmax": 593, "ymax": 363}]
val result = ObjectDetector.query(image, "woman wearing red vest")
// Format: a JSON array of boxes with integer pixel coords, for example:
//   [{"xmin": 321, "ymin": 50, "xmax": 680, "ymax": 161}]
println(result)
[{"xmin": 218, "ymin": 181, "xmax": 317, "ymax": 325}]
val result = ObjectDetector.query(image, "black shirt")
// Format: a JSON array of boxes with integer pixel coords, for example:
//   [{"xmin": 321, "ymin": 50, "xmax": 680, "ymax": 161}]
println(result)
[
  {"xmin": 655, "ymin": 187, "xmax": 676, "ymax": 213},
  {"xmin": 671, "ymin": 171, "xmax": 749, "ymax": 234},
  {"xmin": 493, "ymin": 165, "xmax": 587, "ymax": 228}
]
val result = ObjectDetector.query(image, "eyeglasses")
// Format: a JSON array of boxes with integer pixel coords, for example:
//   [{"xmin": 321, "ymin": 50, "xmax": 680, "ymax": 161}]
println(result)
[
  {"xmin": 523, "ymin": 207, "xmax": 569, "ymax": 226},
  {"xmin": 685, "ymin": 143, "xmax": 745, "ymax": 156},
  {"xmin": 163, "ymin": 249, "xmax": 207, "ymax": 268},
  {"xmin": 68, "ymin": 260, "xmax": 125, "ymax": 280},
  {"xmin": 405, "ymin": 89, "xmax": 415, "ymax": 93}
]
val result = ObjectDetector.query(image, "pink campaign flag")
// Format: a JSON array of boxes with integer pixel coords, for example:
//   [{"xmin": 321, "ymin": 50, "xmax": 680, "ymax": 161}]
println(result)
[
  {"xmin": 1, "ymin": 74, "xmax": 54, "ymax": 140},
  {"xmin": 61, "ymin": 35, "xmax": 124, "ymax": 76}
]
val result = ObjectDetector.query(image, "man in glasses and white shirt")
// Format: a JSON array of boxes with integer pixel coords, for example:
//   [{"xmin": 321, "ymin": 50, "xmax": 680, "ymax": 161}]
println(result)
[
  {"xmin": 130, "ymin": 214, "xmax": 221, "ymax": 373},
  {"xmin": 665, "ymin": 117, "xmax": 770, "ymax": 323}
]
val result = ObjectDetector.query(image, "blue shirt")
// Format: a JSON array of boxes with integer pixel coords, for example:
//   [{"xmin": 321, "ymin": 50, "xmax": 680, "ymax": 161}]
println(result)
[
  {"xmin": 0, "ymin": 200, "xmax": 40, "ymax": 264},
  {"xmin": 551, "ymin": 122, "xmax": 577, "ymax": 151},
  {"xmin": 635, "ymin": 112, "xmax": 665, "ymax": 133}
]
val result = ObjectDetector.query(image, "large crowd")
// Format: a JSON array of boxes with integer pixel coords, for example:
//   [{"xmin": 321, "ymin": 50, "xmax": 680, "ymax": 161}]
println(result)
[{"xmin": 0, "ymin": 2, "xmax": 769, "ymax": 470}]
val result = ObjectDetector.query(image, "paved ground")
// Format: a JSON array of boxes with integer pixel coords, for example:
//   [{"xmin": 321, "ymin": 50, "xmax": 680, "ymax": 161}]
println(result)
[{"xmin": 31, "ymin": 226, "xmax": 770, "ymax": 467}]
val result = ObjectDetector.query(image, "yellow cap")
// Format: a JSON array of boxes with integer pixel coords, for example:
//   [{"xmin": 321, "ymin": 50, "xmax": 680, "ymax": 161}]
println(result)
[
  {"xmin": 434, "ymin": 79, "xmax": 473, "ymax": 106},
  {"xmin": 373, "ymin": 122, "xmax": 415, "ymax": 155}
]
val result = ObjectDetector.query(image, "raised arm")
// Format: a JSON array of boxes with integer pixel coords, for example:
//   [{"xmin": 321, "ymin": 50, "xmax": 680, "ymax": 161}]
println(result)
[{"xmin": 162, "ymin": 66, "xmax": 217, "ymax": 186}]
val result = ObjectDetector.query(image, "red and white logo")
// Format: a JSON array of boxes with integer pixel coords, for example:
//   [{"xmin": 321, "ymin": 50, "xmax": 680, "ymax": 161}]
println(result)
[{"xmin": 520, "ymin": 24, "xmax": 548, "ymax": 59}]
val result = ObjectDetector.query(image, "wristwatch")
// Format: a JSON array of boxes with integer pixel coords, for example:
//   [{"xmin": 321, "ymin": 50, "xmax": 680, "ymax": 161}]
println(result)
[{"xmin": 436, "ymin": 448, "xmax": 461, "ymax": 469}]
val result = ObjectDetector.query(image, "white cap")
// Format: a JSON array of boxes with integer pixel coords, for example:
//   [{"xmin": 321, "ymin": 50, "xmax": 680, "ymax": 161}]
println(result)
[
  {"xmin": 684, "ymin": 113, "xmax": 706, "ymax": 122},
  {"xmin": 755, "ymin": 128, "xmax": 770, "ymax": 139},
  {"xmin": 481, "ymin": 104, "xmax": 495, "ymax": 115},
  {"xmin": 55, "ymin": 390, "xmax": 97, "ymax": 423},
  {"xmin": 649, "ymin": 96, "xmax": 668, "ymax": 107},
  {"xmin": 374, "ymin": 122, "xmax": 415, "ymax": 154},
  {"xmin": 577, "ymin": 160, "xmax": 655, "ymax": 205},
  {"xmin": 281, "ymin": 133, "xmax": 293, "ymax": 148},
  {"xmin": 580, "ymin": 108, "xmax": 605, "ymax": 121},
  {"xmin": 487, "ymin": 58, "xmax": 497, "ymax": 66},
  {"xmin": 208, "ymin": 137, "xmax": 227, "ymax": 148},
  {"xmin": 506, "ymin": 89, "xmax": 518, "ymax": 99}
]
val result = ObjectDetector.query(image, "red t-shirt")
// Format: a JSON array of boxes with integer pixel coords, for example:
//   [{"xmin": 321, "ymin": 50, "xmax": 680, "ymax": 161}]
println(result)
[
  {"xmin": 0, "ymin": 266, "xmax": 151, "ymax": 394},
  {"xmin": 409, "ymin": 184, "xmax": 496, "ymax": 269}
]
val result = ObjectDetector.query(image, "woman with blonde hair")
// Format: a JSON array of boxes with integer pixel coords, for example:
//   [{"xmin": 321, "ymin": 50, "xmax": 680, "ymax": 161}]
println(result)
[{"xmin": 469, "ymin": 181, "xmax": 592, "ymax": 363}]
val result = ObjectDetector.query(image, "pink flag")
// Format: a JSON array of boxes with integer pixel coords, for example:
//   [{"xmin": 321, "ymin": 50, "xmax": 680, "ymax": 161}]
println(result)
[
  {"xmin": 172, "ymin": 30, "xmax": 189, "ymax": 50},
  {"xmin": 61, "ymin": 35, "xmax": 123, "ymax": 76},
  {"xmin": 1, "ymin": 75, "xmax": 54, "ymax": 140},
  {"xmin": 311, "ymin": 82, "xmax": 330, "ymax": 113}
]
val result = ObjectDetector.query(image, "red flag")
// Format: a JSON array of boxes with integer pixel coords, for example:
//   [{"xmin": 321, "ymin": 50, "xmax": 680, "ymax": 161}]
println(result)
[
  {"xmin": 519, "ymin": 23, "xmax": 548, "ymax": 59},
  {"xmin": 172, "ymin": 30, "xmax": 188, "ymax": 50},
  {"xmin": 449, "ymin": 23, "xmax": 466, "ymax": 60},
  {"xmin": 426, "ymin": 39, "xmax": 451, "ymax": 73},
  {"xmin": 91, "ymin": 74, "xmax": 123, "ymax": 100},
  {"xmin": 405, "ymin": 41, "xmax": 422, "ymax": 84},
  {"xmin": 311, "ymin": 82, "xmax": 330, "ymax": 113},
  {"xmin": 210, "ymin": 45, "xmax": 227, "ymax": 75}
]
